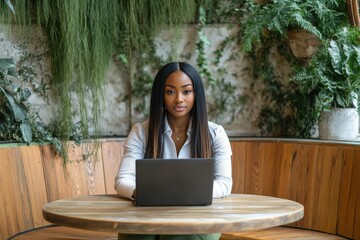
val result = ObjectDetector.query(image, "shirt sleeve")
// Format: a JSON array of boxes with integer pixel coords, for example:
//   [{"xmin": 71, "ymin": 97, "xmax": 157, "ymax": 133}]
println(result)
[
  {"xmin": 211, "ymin": 123, "xmax": 233, "ymax": 198},
  {"xmin": 114, "ymin": 122, "xmax": 146, "ymax": 199}
]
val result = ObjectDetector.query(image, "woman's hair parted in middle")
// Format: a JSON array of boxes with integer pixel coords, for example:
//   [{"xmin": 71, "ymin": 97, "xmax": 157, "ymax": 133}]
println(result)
[{"xmin": 145, "ymin": 62, "xmax": 212, "ymax": 159}]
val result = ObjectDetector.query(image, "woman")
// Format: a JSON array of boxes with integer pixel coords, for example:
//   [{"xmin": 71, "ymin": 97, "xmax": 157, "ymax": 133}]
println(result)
[{"xmin": 115, "ymin": 62, "xmax": 232, "ymax": 240}]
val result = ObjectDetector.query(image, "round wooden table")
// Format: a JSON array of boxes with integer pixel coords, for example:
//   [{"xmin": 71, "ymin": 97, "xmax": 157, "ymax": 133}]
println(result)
[{"xmin": 42, "ymin": 194, "xmax": 304, "ymax": 235}]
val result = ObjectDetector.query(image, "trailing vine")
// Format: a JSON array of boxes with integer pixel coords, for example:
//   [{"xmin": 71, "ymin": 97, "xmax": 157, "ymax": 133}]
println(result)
[
  {"xmin": 1, "ymin": 0, "xmax": 196, "ymax": 139},
  {"xmin": 195, "ymin": 0, "xmax": 253, "ymax": 123}
]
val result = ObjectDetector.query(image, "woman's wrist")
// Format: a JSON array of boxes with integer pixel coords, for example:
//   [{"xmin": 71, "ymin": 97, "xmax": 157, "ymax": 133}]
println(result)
[{"xmin": 131, "ymin": 189, "xmax": 136, "ymax": 199}]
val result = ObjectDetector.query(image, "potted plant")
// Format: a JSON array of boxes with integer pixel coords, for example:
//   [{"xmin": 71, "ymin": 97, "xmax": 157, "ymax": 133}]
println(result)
[
  {"xmin": 238, "ymin": 0, "xmax": 351, "ymax": 138},
  {"xmin": 293, "ymin": 27, "xmax": 360, "ymax": 140}
]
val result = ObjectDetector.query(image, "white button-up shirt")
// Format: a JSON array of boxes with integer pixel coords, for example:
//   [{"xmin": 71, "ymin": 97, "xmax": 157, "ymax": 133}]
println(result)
[{"xmin": 115, "ymin": 117, "xmax": 233, "ymax": 199}]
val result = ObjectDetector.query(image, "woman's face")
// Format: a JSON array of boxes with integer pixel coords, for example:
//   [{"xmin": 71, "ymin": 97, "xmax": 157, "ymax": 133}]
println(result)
[{"xmin": 164, "ymin": 70, "xmax": 194, "ymax": 119}]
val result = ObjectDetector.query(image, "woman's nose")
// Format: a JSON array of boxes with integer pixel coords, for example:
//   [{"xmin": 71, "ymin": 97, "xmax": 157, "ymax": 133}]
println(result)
[{"xmin": 175, "ymin": 93, "xmax": 184, "ymax": 103}]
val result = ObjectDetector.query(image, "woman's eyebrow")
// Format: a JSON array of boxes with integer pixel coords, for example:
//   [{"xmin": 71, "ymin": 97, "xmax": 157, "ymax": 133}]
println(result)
[{"xmin": 164, "ymin": 84, "xmax": 193, "ymax": 88}]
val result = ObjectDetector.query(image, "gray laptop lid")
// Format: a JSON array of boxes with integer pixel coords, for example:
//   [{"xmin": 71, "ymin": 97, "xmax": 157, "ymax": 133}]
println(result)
[{"xmin": 135, "ymin": 158, "xmax": 214, "ymax": 206}]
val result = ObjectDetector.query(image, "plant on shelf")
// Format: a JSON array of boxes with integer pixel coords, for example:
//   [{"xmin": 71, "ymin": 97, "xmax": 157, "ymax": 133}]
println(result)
[
  {"xmin": 294, "ymin": 27, "xmax": 360, "ymax": 112},
  {"xmin": 239, "ymin": 0, "xmax": 350, "ymax": 137},
  {"xmin": 0, "ymin": 58, "xmax": 61, "ymax": 150},
  {"xmin": 292, "ymin": 27, "xmax": 360, "ymax": 139}
]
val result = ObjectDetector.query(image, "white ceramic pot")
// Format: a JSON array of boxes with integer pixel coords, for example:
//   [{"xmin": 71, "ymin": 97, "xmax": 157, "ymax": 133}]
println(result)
[{"xmin": 319, "ymin": 108, "xmax": 359, "ymax": 140}]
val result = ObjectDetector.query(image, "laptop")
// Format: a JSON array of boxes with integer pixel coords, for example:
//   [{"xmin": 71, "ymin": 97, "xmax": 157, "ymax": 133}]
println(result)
[{"xmin": 135, "ymin": 158, "xmax": 214, "ymax": 206}]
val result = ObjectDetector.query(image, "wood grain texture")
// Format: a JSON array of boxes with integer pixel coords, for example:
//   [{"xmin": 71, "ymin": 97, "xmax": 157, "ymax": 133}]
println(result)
[
  {"xmin": 230, "ymin": 140, "xmax": 357, "ymax": 239},
  {"xmin": 220, "ymin": 226, "xmax": 347, "ymax": 240},
  {"xmin": 42, "ymin": 194, "xmax": 304, "ymax": 234},
  {"xmin": 338, "ymin": 147, "xmax": 360, "ymax": 239},
  {"xmin": 230, "ymin": 142, "xmax": 246, "ymax": 193},
  {"xmin": 41, "ymin": 142, "xmax": 107, "ymax": 202},
  {"xmin": 11, "ymin": 225, "xmax": 118, "ymax": 240},
  {"xmin": 0, "ymin": 146, "xmax": 48, "ymax": 240},
  {"xmin": 20, "ymin": 146, "xmax": 49, "ymax": 227},
  {"xmin": 1, "ymin": 139, "xmax": 359, "ymax": 239},
  {"xmin": 101, "ymin": 141, "xmax": 124, "ymax": 194},
  {"xmin": 0, "ymin": 147, "xmax": 21, "ymax": 240}
]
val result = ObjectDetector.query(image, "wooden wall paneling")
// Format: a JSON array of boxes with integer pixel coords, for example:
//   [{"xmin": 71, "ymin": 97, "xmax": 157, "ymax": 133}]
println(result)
[
  {"xmin": 354, "ymin": 150, "xmax": 360, "ymax": 240},
  {"xmin": 276, "ymin": 143, "xmax": 294, "ymax": 199},
  {"xmin": 230, "ymin": 141, "xmax": 246, "ymax": 193},
  {"xmin": 243, "ymin": 142, "xmax": 281, "ymax": 196},
  {"xmin": 243, "ymin": 141, "xmax": 261, "ymax": 194},
  {"xmin": 337, "ymin": 147, "xmax": 360, "ymax": 239},
  {"xmin": 0, "ymin": 146, "xmax": 47, "ymax": 239},
  {"xmin": 101, "ymin": 140, "xmax": 124, "ymax": 194},
  {"xmin": 314, "ymin": 145, "xmax": 342, "ymax": 234},
  {"xmin": 0, "ymin": 147, "xmax": 23, "ymax": 240},
  {"xmin": 257, "ymin": 142, "xmax": 282, "ymax": 197},
  {"xmin": 78, "ymin": 142, "xmax": 107, "ymax": 195},
  {"xmin": 287, "ymin": 143, "xmax": 317, "ymax": 229},
  {"xmin": 19, "ymin": 145, "xmax": 49, "ymax": 227},
  {"xmin": 41, "ymin": 142, "xmax": 106, "ymax": 202},
  {"xmin": 40, "ymin": 145, "xmax": 65, "ymax": 201},
  {"xmin": 288, "ymin": 144, "xmax": 342, "ymax": 233}
]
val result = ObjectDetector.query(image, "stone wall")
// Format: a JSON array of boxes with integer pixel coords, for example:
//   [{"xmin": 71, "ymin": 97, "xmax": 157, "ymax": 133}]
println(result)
[{"xmin": 1, "ymin": 24, "xmax": 280, "ymax": 137}]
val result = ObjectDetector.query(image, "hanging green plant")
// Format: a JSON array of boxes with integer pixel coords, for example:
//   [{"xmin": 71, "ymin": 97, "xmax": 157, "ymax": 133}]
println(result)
[
  {"xmin": 115, "ymin": 0, "xmax": 196, "ymax": 129},
  {"xmin": 1, "ymin": 0, "xmax": 197, "ymax": 141}
]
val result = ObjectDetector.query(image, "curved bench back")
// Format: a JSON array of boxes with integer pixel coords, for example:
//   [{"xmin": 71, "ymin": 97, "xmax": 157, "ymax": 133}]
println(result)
[
  {"xmin": 1, "ymin": 139, "xmax": 359, "ymax": 239},
  {"xmin": 230, "ymin": 140, "xmax": 360, "ymax": 239},
  {"xmin": 0, "ymin": 140, "xmax": 124, "ymax": 240}
]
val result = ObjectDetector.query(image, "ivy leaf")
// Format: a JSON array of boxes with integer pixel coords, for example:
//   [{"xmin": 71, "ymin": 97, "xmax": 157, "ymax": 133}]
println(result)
[{"xmin": 20, "ymin": 123, "xmax": 32, "ymax": 143}]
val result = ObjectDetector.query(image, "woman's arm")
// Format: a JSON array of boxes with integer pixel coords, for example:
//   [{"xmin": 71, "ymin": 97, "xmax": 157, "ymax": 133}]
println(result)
[
  {"xmin": 114, "ymin": 122, "xmax": 146, "ymax": 199},
  {"xmin": 210, "ymin": 123, "xmax": 233, "ymax": 198}
]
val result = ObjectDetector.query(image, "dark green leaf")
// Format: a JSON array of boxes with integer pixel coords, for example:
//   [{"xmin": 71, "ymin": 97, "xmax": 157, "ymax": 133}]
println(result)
[
  {"xmin": 0, "ymin": 58, "xmax": 15, "ymax": 69},
  {"xmin": 20, "ymin": 123, "xmax": 32, "ymax": 143},
  {"xmin": 1, "ymin": 88, "xmax": 27, "ymax": 121},
  {"xmin": 328, "ymin": 40, "xmax": 342, "ymax": 74}
]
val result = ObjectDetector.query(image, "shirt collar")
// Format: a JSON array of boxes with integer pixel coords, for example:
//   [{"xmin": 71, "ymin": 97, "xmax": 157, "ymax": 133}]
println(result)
[{"xmin": 164, "ymin": 114, "xmax": 192, "ymax": 135}]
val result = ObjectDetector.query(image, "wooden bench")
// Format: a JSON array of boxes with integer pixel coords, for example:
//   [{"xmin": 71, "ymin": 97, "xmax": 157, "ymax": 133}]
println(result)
[
  {"xmin": 220, "ymin": 227, "xmax": 349, "ymax": 239},
  {"xmin": 8, "ymin": 225, "xmax": 118, "ymax": 240},
  {"xmin": 223, "ymin": 139, "xmax": 359, "ymax": 240},
  {"xmin": 1, "ymin": 138, "xmax": 359, "ymax": 239},
  {"xmin": 9, "ymin": 225, "xmax": 348, "ymax": 240}
]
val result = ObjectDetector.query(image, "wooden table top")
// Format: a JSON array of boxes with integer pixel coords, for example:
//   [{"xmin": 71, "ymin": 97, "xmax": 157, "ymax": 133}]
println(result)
[{"xmin": 42, "ymin": 194, "xmax": 304, "ymax": 234}]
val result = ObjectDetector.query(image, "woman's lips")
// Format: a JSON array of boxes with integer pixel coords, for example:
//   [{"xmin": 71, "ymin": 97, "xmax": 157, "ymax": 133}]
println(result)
[{"xmin": 174, "ymin": 106, "xmax": 186, "ymax": 112}]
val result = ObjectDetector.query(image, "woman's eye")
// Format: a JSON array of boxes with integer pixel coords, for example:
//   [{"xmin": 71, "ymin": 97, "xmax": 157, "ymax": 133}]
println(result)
[
  {"xmin": 166, "ymin": 90, "xmax": 175, "ymax": 95},
  {"xmin": 184, "ymin": 90, "xmax": 192, "ymax": 95}
]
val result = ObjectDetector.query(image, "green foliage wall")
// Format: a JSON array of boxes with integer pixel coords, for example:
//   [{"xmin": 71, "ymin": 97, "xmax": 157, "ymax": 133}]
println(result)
[
  {"xmin": 1, "ymin": 0, "xmax": 354, "ymax": 143},
  {"xmin": 1, "ymin": 0, "xmax": 196, "ymax": 141}
]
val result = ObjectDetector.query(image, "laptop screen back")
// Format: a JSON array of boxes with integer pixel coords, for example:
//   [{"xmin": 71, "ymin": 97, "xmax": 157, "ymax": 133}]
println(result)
[{"xmin": 135, "ymin": 158, "xmax": 214, "ymax": 206}]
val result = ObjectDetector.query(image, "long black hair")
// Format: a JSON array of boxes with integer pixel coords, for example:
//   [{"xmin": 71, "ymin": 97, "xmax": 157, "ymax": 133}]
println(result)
[{"xmin": 145, "ymin": 62, "xmax": 212, "ymax": 158}]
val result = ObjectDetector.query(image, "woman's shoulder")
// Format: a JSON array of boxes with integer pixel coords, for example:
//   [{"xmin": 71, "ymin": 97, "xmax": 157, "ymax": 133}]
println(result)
[
  {"xmin": 131, "ymin": 120, "xmax": 149, "ymax": 131},
  {"xmin": 207, "ymin": 121, "xmax": 227, "ymax": 136},
  {"xmin": 127, "ymin": 120, "xmax": 149, "ymax": 139},
  {"xmin": 207, "ymin": 121, "xmax": 231, "ymax": 148}
]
